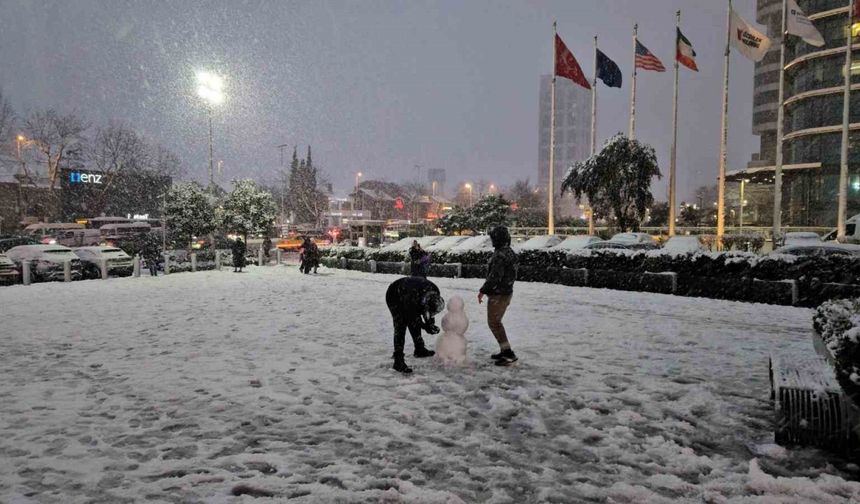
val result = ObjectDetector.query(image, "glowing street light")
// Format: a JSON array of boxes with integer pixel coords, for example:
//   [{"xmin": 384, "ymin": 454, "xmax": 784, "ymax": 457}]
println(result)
[{"xmin": 195, "ymin": 70, "xmax": 225, "ymax": 187}]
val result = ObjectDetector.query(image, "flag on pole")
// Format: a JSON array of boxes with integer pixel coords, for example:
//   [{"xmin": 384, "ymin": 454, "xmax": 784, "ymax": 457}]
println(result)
[
  {"xmin": 596, "ymin": 49, "xmax": 623, "ymax": 87},
  {"xmin": 676, "ymin": 28, "xmax": 698, "ymax": 71},
  {"xmin": 555, "ymin": 34, "xmax": 591, "ymax": 89},
  {"xmin": 786, "ymin": 0, "xmax": 825, "ymax": 47},
  {"xmin": 635, "ymin": 40, "xmax": 666, "ymax": 72},
  {"xmin": 730, "ymin": 9, "xmax": 772, "ymax": 62}
]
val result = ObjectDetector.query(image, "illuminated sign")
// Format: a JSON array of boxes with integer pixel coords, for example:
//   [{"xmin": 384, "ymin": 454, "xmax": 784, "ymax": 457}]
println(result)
[
  {"xmin": 69, "ymin": 171, "xmax": 103, "ymax": 184},
  {"xmin": 394, "ymin": 197, "xmax": 404, "ymax": 210}
]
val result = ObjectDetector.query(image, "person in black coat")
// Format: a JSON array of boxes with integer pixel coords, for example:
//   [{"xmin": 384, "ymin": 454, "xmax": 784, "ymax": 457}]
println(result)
[
  {"xmin": 300, "ymin": 238, "xmax": 320, "ymax": 274},
  {"xmin": 408, "ymin": 240, "xmax": 430, "ymax": 277},
  {"xmin": 141, "ymin": 233, "xmax": 161, "ymax": 276},
  {"xmin": 478, "ymin": 225, "xmax": 518, "ymax": 366},
  {"xmin": 232, "ymin": 237, "xmax": 247, "ymax": 272},
  {"xmin": 385, "ymin": 276, "xmax": 445, "ymax": 373}
]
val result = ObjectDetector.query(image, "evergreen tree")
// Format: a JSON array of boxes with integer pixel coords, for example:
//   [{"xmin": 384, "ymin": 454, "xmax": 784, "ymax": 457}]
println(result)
[
  {"xmin": 561, "ymin": 134, "xmax": 661, "ymax": 232},
  {"xmin": 222, "ymin": 179, "xmax": 277, "ymax": 241},
  {"xmin": 163, "ymin": 182, "xmax": 216, "ymax": 249}
]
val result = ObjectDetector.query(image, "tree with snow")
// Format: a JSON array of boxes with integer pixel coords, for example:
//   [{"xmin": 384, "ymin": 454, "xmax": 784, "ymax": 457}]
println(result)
[
  {"xmin": 286, "ymin": 146, "xmax": 328, "ymax": 226},
  {"xmin": 438, "ymin": 194, "xmax": 512, "ymax": 234},
  {"xmin": 163, "ymin": 182, "xmax": 216, "ymax": 249},
  {"xmin": 221, "ymin": 179, "xmax": 277, "ymax": 242},
  {"xmin": 561, "ymin": 134, "xmax": 661, "ymax": 232}
]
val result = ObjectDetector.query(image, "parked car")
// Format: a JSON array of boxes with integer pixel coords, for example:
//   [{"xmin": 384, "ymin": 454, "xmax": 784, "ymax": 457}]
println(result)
[
  {"xmin": 772, "ymin": 243, "xmax": 860, "ymax": 258},
  {"xmin": 660, "ymin": 235, "xmax": 707, "ymax": 254},
  {"xmin": 822, "ymin": 213, "xmax": 859, "ymax": 243},
  {"xmin": 425, "ymin": 236, "xmax": 470, "ymax": 252},
  {"xmin": 5, "ymin": 245, "xmax": 82, "ymax": 281},
  {"xmin": 73, "ymin": 246, "xmax": 135, "ymax": 278},
  {"xmin": 0, "ymin": 235, "xmax": 40, "ymax": 253},
  {"xmin": 549, "ymin": 235, "xmax": 602, "ymax": 252},
  {"xmin": 0, "ymin": 253, "xmax": 18, "ymax": 284},
  {"xmin": 515, "ymin": 234, "xmax": 564, "ymax": 251},
  {"xmin": 608, "ymin": 232, "xmax": 660, "ymax": 249},
  {"xmin": 782, "ymin": 232, "xmax": 821, "ymax": 247},
  {"xmin": 448, "ymin": 235, "xmax": 494, "ymax": 253},
  {"xmin": 584, "ymin": 241, "xmax": 634, "ymax": 251}
]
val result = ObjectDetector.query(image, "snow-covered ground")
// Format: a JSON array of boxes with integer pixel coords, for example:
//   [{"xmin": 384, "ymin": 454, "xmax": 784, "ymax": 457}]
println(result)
[{"xmin": 1, "ymin": 266, "xmax": 858, "ymax": 503}]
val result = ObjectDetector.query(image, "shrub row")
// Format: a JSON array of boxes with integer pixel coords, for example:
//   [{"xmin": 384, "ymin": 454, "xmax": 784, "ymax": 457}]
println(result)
[{"xmin": 813, "ymin": 298, "xmax": 860, "ymax": 407}]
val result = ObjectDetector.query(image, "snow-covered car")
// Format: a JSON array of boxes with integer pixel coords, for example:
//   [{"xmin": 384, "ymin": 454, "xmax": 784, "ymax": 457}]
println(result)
[
  {"xmin": 379, "ymin": 237, "xmax": 415, "ymax": 252},
  {"xmin": 514, "ymin": 234, "xmax": 564, "ymax": 251},
  {"xmin": 73, "ymin": 246, "xmax": 135, "ymax": 279},
  {"xmin": 549, "ymin": 235, "xmax": 602, "ymax": 252},
  {"xmin": 782, "ymin": 232, "xmax": 821, "ymax": 247},
  {"xmin": 609, "ymin": 232, "xmax": 659, "ymax": 249},
  {"xmin": 56, "ymin": 228, "xmax": 103, "ymax": 248},
  {"xmin": 425, "ymin": 236, "xmax": 469, "ymax": 252},
  {"xmin": 5, "ymin": 245, "xmax": 82, "ymax": 281},
  {"xmin": 772, "ymin": 243, "xmax": 860, "ymax": 258},
  {"xmin": 584, "ymin": 241, "xmax": 634, "ymax": 251},
  {"xmin": 659, "ymin": 235, "xmax": 707, "ymax": 254},
  {"xmin": 448, "ymin": 235, "xmax": 494, "ymax": 253},
  {"xmin": 0, "ymin": 253, "xmax": 18, "ymax": 284}
]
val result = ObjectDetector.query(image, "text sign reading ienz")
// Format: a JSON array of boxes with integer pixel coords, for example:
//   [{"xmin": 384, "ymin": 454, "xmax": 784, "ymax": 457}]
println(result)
[{"xmin": 69, "ymin": 171, "xmax": 103, "ymax": 184}]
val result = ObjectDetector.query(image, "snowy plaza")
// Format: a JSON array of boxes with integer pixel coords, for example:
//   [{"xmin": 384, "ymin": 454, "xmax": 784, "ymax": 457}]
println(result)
[{"xmin": 1, "ymin": 266, "xmax": 859, "ymax": 503}]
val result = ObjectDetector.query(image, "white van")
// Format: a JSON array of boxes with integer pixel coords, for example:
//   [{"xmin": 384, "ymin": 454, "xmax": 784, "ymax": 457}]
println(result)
[
  {"xmin": 23, "ymin": 223, "xmax": 85, "ymax": 243},
  {"xmin": 823, "ymin": 214, "xmax": 860, "ymax": 243},
  {"xmin": 99, "ymin": 222, "xmax": 152, "ymax": 242}
]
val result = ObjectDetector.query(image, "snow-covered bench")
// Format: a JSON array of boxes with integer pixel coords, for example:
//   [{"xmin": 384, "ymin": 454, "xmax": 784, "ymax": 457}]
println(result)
[{"xmin": 769, "ymin": 338, "xmax": 859, "ymax": 449}]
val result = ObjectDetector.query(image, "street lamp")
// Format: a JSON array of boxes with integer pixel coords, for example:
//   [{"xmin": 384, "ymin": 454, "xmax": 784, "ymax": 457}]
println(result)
[
  {"xmin": 464, "ymin": 183, "xmax": 473, "ymax": 207},
  {"xmin": 353, "ymin": 172, "xmax": 363, "ymax": 212},
  {"xmin": 195, "ymin": 70, "xmax": 225, "ymax": 188}
]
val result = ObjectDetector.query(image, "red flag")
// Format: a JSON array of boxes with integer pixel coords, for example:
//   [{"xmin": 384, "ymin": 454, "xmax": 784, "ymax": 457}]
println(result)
[{"xmin": 555, "ymin": 34, "xmax": 591, "ymax": 90}]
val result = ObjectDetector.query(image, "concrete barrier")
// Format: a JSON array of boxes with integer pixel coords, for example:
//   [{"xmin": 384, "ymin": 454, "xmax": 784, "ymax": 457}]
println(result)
[
  {"xmin": 191, "ymin": 253, "xmax": 197, "ymax": 272},
  {"xmin": 163, "ymin": 253, "xmax": 171, "ymax": 275},
  {"xmin": 215, "ymin": 250, "xmax": 221, "ymax": 271},
  {"xmin": 64, "ymin": 260, "xmax": 71, "ymax": 282},
  {"xmin": 369, "ymin": 260, "xmax": 377, "ymax": 273},
  {"xmin": 276, "ymin": 249, "xmax": 283, "ymax": 265},
  {"xmin": 258, "ymin": 249, "xmax": 264, "ymax": 267},
  {"xmin": 133, "ymin": 255, "xmax": 141, "ymax": 277},
  {"xmin": 100, "ymin": 259, "xmax": 109, "ymax": 279},
  {"xmin": 22, "ymin": 261, "xmax": 31, "ymax": 285}
]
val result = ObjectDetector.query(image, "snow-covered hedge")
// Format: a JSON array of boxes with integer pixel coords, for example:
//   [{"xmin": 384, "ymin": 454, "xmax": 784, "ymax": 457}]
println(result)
[
  {"xmin": 319, "ymin": 246, "xmax": 368, "ymax": 260},
  {"xmin": 813, "ymin": 298, "xmax": 860, "ymax": 406}
]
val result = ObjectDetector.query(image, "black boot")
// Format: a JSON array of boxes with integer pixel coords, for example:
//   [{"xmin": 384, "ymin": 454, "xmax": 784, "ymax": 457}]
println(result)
[
  {"xmin": 414, "ymin": 346, "xmax": 435, "ymax": 358},
  {"xmin": 494, "ymin": 349, "xmax": 518, "ymax": 366},
  {"xmin": 393, "ymin": 353, "xmax": 413, "ymax": 374}
]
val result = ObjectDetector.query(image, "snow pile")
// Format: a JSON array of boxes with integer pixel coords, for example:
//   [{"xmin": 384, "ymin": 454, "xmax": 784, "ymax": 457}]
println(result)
[{"xmin": 0, "ymin": 267, "xmax": 857, "ymax": 502}]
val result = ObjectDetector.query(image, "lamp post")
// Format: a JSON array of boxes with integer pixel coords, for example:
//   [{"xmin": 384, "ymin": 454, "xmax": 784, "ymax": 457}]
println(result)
[
  {"xmin": 739, "ymin": 179, "xmax": 747, "ymax": 230},
  {"xmin": 195, "ymin": 70, "xmax": 225, "ymax": 188},
  {"xmin": 353, "ymin": 172, "xmax": 363, "ymax": 212},
  {"xmin": 464, "ymin": 183, "xmax": 473, "ymax": 207}
]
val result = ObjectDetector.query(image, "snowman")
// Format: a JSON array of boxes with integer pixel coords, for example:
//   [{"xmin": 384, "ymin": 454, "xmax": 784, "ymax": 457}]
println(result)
[{"xmin": 434, "ymin": 295, "xmax": 468, "ymax": 365}]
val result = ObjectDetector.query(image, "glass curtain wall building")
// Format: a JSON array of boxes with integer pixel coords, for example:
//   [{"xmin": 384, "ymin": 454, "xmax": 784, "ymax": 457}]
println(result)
[{"xmin": 728, "ymin": 0, "xmax": 859, "ymax": 226}]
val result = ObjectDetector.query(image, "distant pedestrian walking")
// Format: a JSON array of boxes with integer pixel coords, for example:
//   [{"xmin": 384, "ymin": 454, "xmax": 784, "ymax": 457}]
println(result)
[
  {"xmin": 300, "ymin": 238, "xmax": 320, "ymax": 274},
  {"xmin": 409, "ymin": 240, "xmax": 430, "ymax": 278},
  {"xmin": 478, "ymin": 226, "xmax": 518, "ymax": 366},
  {"xmin": 142, "ymin": 233, "xmax": 161, "ymax": 277},
  {"xmin": 232, "ymin": 237, "xmax": 247, "ymax": 272}
]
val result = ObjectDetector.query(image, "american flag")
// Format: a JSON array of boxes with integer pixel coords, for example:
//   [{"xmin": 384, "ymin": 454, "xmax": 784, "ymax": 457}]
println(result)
[{"xmin": 635, "ymin": 40, "xmax": 666, "ymax": 72}]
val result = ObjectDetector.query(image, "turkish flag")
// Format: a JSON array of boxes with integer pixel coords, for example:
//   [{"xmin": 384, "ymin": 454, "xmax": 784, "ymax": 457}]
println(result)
[{"xmin": 555, "ymin": 34, "xmax": 591, "ymax": 90}]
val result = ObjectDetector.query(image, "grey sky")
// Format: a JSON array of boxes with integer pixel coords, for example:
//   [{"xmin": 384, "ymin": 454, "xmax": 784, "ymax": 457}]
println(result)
[{"xmin": 0, "ymin": 0, "xmax": 760, "ymax": 202}]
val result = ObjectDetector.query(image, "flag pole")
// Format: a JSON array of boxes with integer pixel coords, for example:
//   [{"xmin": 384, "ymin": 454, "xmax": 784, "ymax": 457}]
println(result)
[
  {"xmin": 588, "ymin": 35, "xmax": 598, "ymax": 235},
  {"xmin": 838, "ymin": 0, "xmax": 854, "ymax": 241},
  {"xmin": 717, "ymin": 0, "xmax": 732, "ymax": 249},
  {"xmin": 773, "ymin": 0, "xmax": 788, "ymax": 241},
  {"xmin": 669, "ymin": 11, "xmax": 681, "ymax": 237},
  {"xmin": 629, "ymin": 23, "xmax": 638, "ymax": 139},
  {"xmin": 548, "ymin": 21, "xmax": 557, "ymax": 235}
]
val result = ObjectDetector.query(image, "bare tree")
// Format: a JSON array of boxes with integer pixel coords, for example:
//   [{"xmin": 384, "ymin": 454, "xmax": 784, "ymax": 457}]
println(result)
[
  {"xmin": 151, "ymin": 144, "xmax": 184, "ymax": 178},
  {"xmin": 23, "ymin": 109, "xmax": 88, "ymax": 189},
  {"xmin": 506, "ymin": 178, "xmax": 543, "ymax": 209}
]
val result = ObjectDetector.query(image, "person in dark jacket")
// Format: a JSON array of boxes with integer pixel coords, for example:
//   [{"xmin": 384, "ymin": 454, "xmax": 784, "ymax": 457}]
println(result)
[
  {"xmin": 262, "ymin": 235, "xmax": 273, "ymax": 261},
  {"xmin": 141, "ymin": 233, "xmax": 161, "ymax": 276},
  {"xmin": 300, "ymin": 238, "xmax": 320, "ymax": 274},
  {"xmin": 478, "ymin": 225, "xmax": 518, "ymax": 366},
  {"xmin": 232, "ymin": 237, "xmax": 247, "ymax": 272},
  {"xmin": 385, "ymin": 276, "xmax": 444, "ymax": 373},
  {"xmin": 408, "ymin": 240, "xmax": 430, "ymax": 277}
]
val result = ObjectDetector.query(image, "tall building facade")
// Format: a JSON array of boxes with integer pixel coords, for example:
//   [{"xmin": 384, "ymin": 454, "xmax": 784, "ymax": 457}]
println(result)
[
  {"xmin": 537, "ymin": 75, "xmax": 590, "ymax": 209},
  {"xmin": 730, "ymin": 0, "xmax": 859, "ymax": 226}
]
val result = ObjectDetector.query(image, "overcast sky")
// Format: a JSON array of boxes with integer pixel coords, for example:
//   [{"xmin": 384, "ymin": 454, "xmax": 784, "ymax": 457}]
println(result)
[{"xmin": 0, "ymin": 0, "xmax": 761, "ymax": 202}]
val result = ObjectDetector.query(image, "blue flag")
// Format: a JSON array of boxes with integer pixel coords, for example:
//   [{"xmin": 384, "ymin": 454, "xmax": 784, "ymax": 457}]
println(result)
[{"xmin": 596, "ymin": 49, "xmax": 622, "ymax": 88}]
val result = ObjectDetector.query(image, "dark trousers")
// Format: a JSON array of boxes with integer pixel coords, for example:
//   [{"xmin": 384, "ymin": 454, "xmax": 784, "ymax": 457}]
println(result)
[
  {"xmin": 148, "ymin": 264, "xmax": 158, "ymax": 276},
  {"xmin": 391, "ymin": 316, "xmax": 426, "ymax": 355}
]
